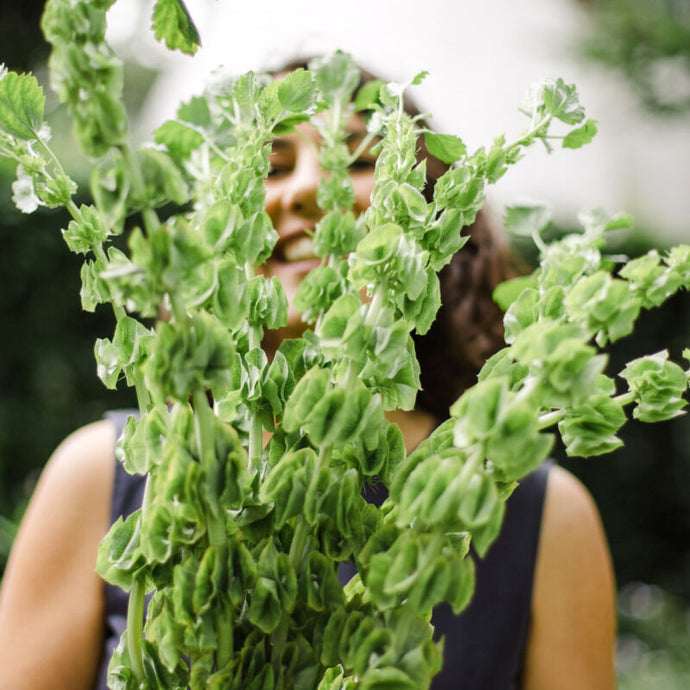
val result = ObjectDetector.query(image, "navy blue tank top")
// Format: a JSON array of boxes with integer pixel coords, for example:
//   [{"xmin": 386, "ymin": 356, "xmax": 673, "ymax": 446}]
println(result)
[{"xmin": 97, "ymin": 411, "xmax": 551, "ymax": 689}]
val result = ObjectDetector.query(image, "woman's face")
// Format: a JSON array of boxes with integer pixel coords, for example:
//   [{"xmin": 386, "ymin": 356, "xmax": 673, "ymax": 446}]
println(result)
[{"xmin": 262, "ymin": 113, "xmax": 377, "ymax": 343}]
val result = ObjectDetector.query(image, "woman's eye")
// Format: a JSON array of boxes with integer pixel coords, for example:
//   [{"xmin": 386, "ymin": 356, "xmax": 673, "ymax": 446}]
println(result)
[
  {"xmin": 350, "ymin": 157, "xmax": 376, "ymax": 171},
  {"xmin": 268, "ymin": 162, "xmax": 293, "ymax": 177}
]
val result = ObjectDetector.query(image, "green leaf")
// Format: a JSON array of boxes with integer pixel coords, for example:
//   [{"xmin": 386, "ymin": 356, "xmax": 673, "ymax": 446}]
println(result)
[
  {"xmin": 503, "ymin": 201, "xmax": 552, "ymax": 237},
  {"xmin": 177, "ymin": 95, "xmax": 211, "ymax": 127},
  {"xmin": 577, "ymin": 208, "xmax": 633, "ymax": 236},
  {"xmin": 247, "ymin": 275, "xmax": 288, "ymax": 329},
  {"xmin": 666, "ymin": 245, "xmax": 690, "ymax": 287},
  {"xmin": 502, "ymin": 287, "xmax": 539, "ymax": 343},
  {"xmin": 310, "ymin": 51, "xmax": 361, "ymax": 105},
  {"xmin": 294, "ymin": 265, "xmax": 348, "ymax": 326},
  {"xmin": 541, "ymin": 77, "xmax": 585, "ymax": 125},
  {"xmin": 0, "ymin": 70, "xmax": 45, "ymax": 140},
  {"xmin": 249, "ymin": 541, "xmax": 297, "ymax": 633},
  {"xmin": 349, "ymin": 223, "xmax": 402, "ymax": 286},
  {"xmin": 314, "ymin": 210, "xmax": 363, "ymax": 259},
  {"xmin": 96, "ymin": 512, "xmax": 146, "ymax": 591},
  {"xmin": 62, "ymin": 204, "xmax": 108, "ymax": 255},
  {"xmin": 559, "ymin": 393, "xmax": 626, "ymax": 458},
  {"xmin": 565, "ymin": 271, "xmax": 641, "ymax": 346},
  {"xmin": 359, "ymin": 665, "xmax": 418, "ymax": 690},
  {"xmin": 138, "ymin": 148, "xmax": 190, "ymax": 206},
  {"xmin": 563, "ymin": 119, "xmax": 598, "ymax": 149},
  {"xmin": 154, "ymin": 120, "xmax": 204, "ymax": 160},
  {"xmin": 411, "ymin": 70, "xmax": 429, "ymax": 86},
  {"xmin": 261, "ymin": 448, "xmax": 314, "ymax": 527},
  {"xmin": 619, "ymin": 250, "xmax": 682, "ymax": 309},
  {"xmin": 620, "ymin": 350, "xmax": 689, "ymax": 423},
  {"xmin": 152, "ymin": 0, "xmax": 201, "ymax": 55},
  {"xmin": 80, "ymin": 256, "xmax": 111, "ymax": 312},
  {"xmin": 493, "ymin": 274, "xmax": 538, "ymax": 311},
  {"xmin": 306, "ymin": 552, "xmax": 345, "ymax": 612},
  {"xmin": 423, "ymin": 132, "xmax": 466, "ymax": 165},
  {"xmin": 354, "ymin": 80, "xmax": 383, "ymax": 112},
  {"xmin": 278, "ymin": 68, "xmax": 316, "ymax": 113},
  {"xmin": 443, "ymin": 550, "xmax": 475, "ymax": 614}
]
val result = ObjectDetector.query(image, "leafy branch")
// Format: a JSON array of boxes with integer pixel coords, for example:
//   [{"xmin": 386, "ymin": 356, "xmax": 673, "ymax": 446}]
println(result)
[{"xmin": 1, "ymin": 2, "xmax": 690, "ymax": 689}]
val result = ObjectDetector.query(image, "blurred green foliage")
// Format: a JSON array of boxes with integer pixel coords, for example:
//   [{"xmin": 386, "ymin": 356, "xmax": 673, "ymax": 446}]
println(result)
[
  {"xmin": 514, "ymin": 226, "xmax": 690, "ymax": 604},
  {"xmin": 580, "ymin": 0, "xmax": 690, "ymax": 114},
  {"xmin": 560, "ymin": 230, "xmax": 690, "ymax": 602},
  {"xmin": 617, "ymin": 582, "xmax": 690, "ymax": 688},
  {"xmin": 0, "ymin": 159, "xmax": 136, "ymax": 571}
]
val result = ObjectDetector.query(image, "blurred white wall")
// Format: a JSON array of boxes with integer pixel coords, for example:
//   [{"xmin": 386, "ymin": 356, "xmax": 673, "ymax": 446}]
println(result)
[{"xmin": 107, "ymin": 0, "xmax": 690, "ymax": 241}]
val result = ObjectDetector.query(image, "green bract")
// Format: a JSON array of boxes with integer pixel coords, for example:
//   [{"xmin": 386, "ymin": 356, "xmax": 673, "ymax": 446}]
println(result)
[
  {"xmin": 621, "ymin": 351, "xmax": 689, "ymax": 422},
  {"xmin": 3, "ymin": 5, "xmax": 690, "ymax": 689}
]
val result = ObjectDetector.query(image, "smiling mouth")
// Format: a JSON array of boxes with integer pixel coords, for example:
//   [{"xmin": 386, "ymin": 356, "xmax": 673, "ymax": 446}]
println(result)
[{"xmin": 277, "ymin": 234, "xmax": 319, "ymax": 263}]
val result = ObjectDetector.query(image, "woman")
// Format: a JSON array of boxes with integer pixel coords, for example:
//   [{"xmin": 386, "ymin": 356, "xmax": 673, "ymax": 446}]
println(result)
[{"xmin": 0, "ymin": 68, "xmax": 616, "ymax": 689}]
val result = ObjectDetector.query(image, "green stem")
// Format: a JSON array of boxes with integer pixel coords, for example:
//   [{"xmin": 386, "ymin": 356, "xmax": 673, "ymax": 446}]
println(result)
[
  {"xmin": 330, "ymin": 100, "xmax": 342, "ymax": 141},
  {"xmin": 532, "ymin": 228, "xmax": 548, "ymax": 254},
  {"xmin": 37, "ymin": 136, "xmax": 73, "ymax": 190},
  {"xmin": 288, "ymin": 445, "xmax": 332, "ymax": 567},
  {"xmin": 246, "ymin": 304, "xmax": 264, "ymax": 468},
  {"xmin": 216, "ymin": 610, "xmax": 234, "ymax": 671},
  {"xmin": 364, "ymin": 282, "xmax": 387, "ymax": 328},
  {"xmin": 271, "ymin": 445, "xmax": 333, "ymax": 670},
  {"xmin": 94, "ymin": 244, "xmax": 127, "ymax": 322},
  {"xmin": 200, "ymin": 130, "xmax": 231, "ymax": 162},
  {"xmin": 347, "ymin": 131, "xmax": 378, "ymax": 167},
  {"xmin": 192, "ymin": 387, "xmax": 224, "ymax": 539},
  {"xmin": 131, "ymin": 369, "xmax": 152, "ymax": 417},
  {"xmin": 66, "ymin": 199, "xmax": 83, "ymax": 223},
  {"xmin": 455, "ymin": 445, "xmax": 484, "ymax": 495},
  {"xmin": 537, "ymin": 408, "xmax": 566, "ymax": 430},
  {"xmin": 192, "ymin": 387, "xmax": 234, "ymax": 668},
  {"xmin": 248, "ymin": 413, "xmax": 263, "ymax": 471},
  {"xmin": 537, "ymin": 392, "xmax": 637, "ymax": 431},
  {"xmin": 127, "ymin": 577, "xmax": 146, "ymax": 683},
  {"xmin": 93, "ymin": 243, "xmax": 154, "ymax": 413},
  {"xmin": 169, "ymin": 291, "xmax": 187, "ymax": 325},
  {"xmin": 120, "ymin": 144, "xmax": 160, "ymax": 235},
  {"xmin": 614, "ymin": 391, "xmax": 636, "ymax": 407},
  {"xmin": 506, "ymin": 114, "xmax": 552, "ymax": 152},
  {"xmin": 343, "ymin": 359, "xmax": 359, "ymax": 389},
  {"xmin": 193, "ymin": 387, "xmax": 215, "ymax": 469},
  {"xmin": 392, "ymin": 601, "xmax": 417, "ymax": 658},
  {"xmin": 270, "ymin": 514, "xmax": 309, "ymax": 672}
]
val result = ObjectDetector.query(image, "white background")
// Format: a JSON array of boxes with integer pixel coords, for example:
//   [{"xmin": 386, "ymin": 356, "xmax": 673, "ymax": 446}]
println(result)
[{"xmin": 107, "ymin": 0, "xmax": 690, "ymax": 241}]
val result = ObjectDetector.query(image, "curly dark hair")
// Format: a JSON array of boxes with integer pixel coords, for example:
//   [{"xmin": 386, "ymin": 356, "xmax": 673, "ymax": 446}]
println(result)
[
  {"xmin": 413, "ymin": 210, "xmax": 516, "ymax": 418},
  {"xmin": 273, "ymin": 58, "xmax": 517, "ymax": 418}
]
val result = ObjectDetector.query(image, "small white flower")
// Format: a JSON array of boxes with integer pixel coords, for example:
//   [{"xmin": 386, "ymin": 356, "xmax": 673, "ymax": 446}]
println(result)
[
  {"xmin": 12, "ymin": 165, "xmax": 41, "ymax": 214},
  {"xmin": 0, "ymin": 64, "xmax": 7, "ymax": 80},
  {"xmin": 37, "ymin": 123, "xmax": 52, "ymax": 142}
]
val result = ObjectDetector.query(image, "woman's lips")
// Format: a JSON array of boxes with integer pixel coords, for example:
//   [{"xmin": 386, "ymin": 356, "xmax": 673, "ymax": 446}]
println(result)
[
  {"xmin": 282, "ymin": 235, "xmax": 317, "ymax": 262},
  {"xmin": 274, "ymin": 231, "xmax": 319, "ymax": 263}
]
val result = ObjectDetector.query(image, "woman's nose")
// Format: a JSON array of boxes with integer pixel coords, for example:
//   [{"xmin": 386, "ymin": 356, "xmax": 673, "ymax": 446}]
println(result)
[{"xmin": 280, "ymin": 154, "xmax": 321, "ymax": 219}]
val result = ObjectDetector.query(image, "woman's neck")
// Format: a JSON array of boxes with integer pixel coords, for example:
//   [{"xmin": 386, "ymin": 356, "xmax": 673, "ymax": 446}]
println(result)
[
  {"xmin": 384, "ymin": 407, "xmax": 438, "ymax": 454},
  {"xmin": 262, "ymin": 407, "xmax": 438, "ymax": 455}
]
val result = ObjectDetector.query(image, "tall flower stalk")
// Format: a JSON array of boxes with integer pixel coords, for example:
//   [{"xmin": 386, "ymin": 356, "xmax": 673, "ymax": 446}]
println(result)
[{"xmin": 1, "ymin": 2, "xmax": 689, "ymax": 688}]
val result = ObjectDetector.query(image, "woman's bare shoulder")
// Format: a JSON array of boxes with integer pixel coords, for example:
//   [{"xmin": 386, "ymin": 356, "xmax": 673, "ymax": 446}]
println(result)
[
  {"xmin": 0, "ymin": 419, "xmax": 116, "ymax": 690},
  {"xmin": 28, "ymin": 419, "xmax": 115, "ymax": 495},
  {"xmin": 522, "ymin": 465, "xmax": 617, "ymax": 690},
  {"xmin": 53, "ymin": 417, "xmax": 114, "ymax": 481}
]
